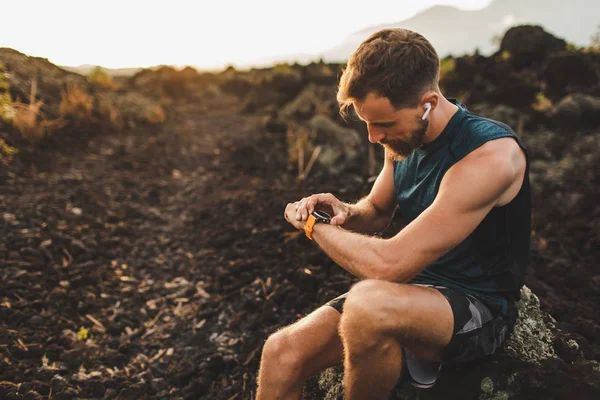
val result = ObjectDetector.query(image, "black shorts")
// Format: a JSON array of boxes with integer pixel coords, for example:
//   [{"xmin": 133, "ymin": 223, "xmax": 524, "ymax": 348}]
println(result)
[{"xmin": 324, "ymin": 284, "xmax": 514, "ymax": 365}]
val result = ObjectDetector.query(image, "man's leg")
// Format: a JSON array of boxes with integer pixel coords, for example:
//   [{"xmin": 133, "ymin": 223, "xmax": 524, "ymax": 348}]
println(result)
[
  {"xmin": 339, "ymin": 280, "xmax": 454, "ymax": 400},
  {"xmin": 256, "ymin": 305, "xmax": 344, "ymax": 400}
]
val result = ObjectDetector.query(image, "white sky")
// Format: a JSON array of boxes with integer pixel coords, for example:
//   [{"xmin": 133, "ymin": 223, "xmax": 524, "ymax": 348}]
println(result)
[{"xmin": 1, "ymin": 0, "xmax": 493, "ymax": 69}]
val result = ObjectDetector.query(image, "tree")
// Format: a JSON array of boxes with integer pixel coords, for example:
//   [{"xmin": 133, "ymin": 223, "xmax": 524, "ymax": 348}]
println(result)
[{"xmin": 591, "ymin": 25, "xmax": 600, "ymax": 49}]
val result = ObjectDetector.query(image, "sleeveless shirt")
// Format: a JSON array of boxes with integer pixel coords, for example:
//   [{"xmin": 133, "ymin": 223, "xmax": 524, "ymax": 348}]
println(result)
[{"xmin": 393, "ymin": 99, "xmax": 531, "ymax": 318}]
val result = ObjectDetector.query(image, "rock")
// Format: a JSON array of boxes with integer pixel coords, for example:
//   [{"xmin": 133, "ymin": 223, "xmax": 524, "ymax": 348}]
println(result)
[
  {"xmin": 499, "ymin": 25, "xmax": 567, "ymax": 69},
  {"xmin": 472, "ymin": 104, "xmax": 527, "ymax": 131},
  {"xmin": 242, "ymin": 66, "xmax": 305, "ymax": 113},
  {"xmin": 303, "ymin": 62, "xmax": 339, "ymax": 86},
  {"xmin": 28, "ymin": 315, "xmax": 44, "ymax": 327},
  {"xmin": 307, "ymin": 115, "xmax": 363, "ymax": 176},
  {"xmin": 2, "ymin": 212, "xmax": 16, "ymax": 222},
  {"xmin": 107, "ymin": 92, "xmax": 167, "ymax": 127},
  {"xmin": 104, "ymin": 388, "xmax": 117, "ymax": 399},
  {"xmin": 0, "ymin": 46, "xmax": 168, "ymax": 147},
  {"xmin": 128, "ymin": 66, "xmax": 197, "ymax": 100},
  {"xmin": 0, "ymin": 47, "xmax": 90, "ymax": 119},
  {"xmin": 22, "ymin": 391, "xmax": 42, "ymax": 400},
  {"xmin": 548, "ymin": 93, "xmax": 600, "ymax": 127},
  {"xmin": 503, "ymin": 286, "xmax": 556, "ymax": 364},
  {"xmin": 541, "ymin": 52, "xmax": 599, "ymax": 98},
  {"xmin": 280, "ymin": 84, "xmax": 337, "ymax": 122}
]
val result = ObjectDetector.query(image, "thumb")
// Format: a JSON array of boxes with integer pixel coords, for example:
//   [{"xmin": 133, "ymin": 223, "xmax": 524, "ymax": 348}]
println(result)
[{"xmin": 330, "ymin": 215, "xmax": 345, "ymax": 226}]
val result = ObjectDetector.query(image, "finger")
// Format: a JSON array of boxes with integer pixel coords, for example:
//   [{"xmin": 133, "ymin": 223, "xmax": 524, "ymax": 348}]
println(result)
[
  {"xmin": 306, "ymin": 196, "xmax": 319, "ymax": 213},
  {"xmin": 326, "ymin": 193, "xmax": 340, "ymax": 207},
  {"xmin": 295, "ymin": 201, "xmax": 304, "ymax": 220},
  {"xmin": 295, "ymin": 197, "xmax": 306, "ymax": 214},
  {"xmin": 296, "ymin": 197, "xmax": 309, "ymax": 220}
]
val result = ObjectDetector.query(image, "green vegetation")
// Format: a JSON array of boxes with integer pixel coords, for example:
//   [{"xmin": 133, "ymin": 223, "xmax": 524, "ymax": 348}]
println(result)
[
  {"xmin": 77, "ymin": 326, "xmax": 89, "ymax": 341},
  {"xmin": 88, "ymin": 66, "xmax": 116, "ymax": 89},
  {"xmin": 498, "ymin": 50, "xmax": 511, "ymax": 61},
  {"xmin": 273, "ymin": 63, "xmax": 293, "ymax": 73},
  {"xmin": 532, "ymin": 92, "xmax": 553, "ymax": 113},
  {"xmin": 439, "ymin": 57, "xmax": 456, "ymax": 81},
  {"xmin": 591, "ymin": 25, "xmax": 600, "ymax": 50},
  {"xmin": 0, "ymin": 62, "xmax": 13, "ymax": 121},
  {"xmin": 0, "ymin": 138, "xmax": 18, "ymax": 165},
  {"xmin": 566, "ymin": 43, "xmax": 579, "ymax": 52}
]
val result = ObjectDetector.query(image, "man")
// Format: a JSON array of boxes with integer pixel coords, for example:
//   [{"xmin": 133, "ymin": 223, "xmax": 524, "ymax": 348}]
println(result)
[{"xmin": 257, "ymin": 28, "xmax": 530, "ymax": 399}]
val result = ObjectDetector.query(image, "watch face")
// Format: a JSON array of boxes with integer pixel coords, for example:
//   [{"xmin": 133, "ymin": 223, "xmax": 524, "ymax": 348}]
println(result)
[{"xmin": 311, "ymin": 209, "xmax": 332, "ymax": 222}]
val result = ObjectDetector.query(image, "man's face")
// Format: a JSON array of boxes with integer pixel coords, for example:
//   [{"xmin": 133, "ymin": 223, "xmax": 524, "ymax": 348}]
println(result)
[{"xmin": 353, "ymin": 93, "xmax": 429, "ymax": 160}]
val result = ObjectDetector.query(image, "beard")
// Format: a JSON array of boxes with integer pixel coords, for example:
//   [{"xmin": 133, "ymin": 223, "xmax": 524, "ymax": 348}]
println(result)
[{"xmin": 380, "ymin": 119, "xmax": 429, "ymax": 161}]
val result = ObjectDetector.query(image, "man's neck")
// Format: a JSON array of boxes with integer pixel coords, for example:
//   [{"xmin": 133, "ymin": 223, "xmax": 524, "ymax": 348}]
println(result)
[{"xmin": 423, "ymin": 97, "xmax": 459, "ymax": 144}]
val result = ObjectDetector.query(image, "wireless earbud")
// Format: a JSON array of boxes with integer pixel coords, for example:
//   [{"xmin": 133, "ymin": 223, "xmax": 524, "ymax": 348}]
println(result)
[{"xmin": 422, "ymin": 103, "xmax": 432, "ymax": 120}]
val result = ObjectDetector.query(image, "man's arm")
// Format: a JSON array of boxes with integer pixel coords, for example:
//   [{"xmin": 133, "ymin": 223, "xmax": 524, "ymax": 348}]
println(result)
[
  {"xmin": 339, "ymin": 149, "xmax": 398, "ymax": 234},
  {"xmin": 310, "ymin": 138, "xmax": 526, "ymax": 281}
]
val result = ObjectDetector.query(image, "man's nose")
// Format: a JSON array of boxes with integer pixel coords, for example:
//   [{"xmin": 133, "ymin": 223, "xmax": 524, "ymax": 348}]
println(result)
[{"xmin": 367, "ymin": 126, "xmax": 385, "ymax": 144}]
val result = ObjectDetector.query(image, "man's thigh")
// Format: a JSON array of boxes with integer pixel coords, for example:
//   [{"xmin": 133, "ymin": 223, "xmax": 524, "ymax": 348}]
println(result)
[
  {"xmin": 273, "ymin": 305, "xmax": 344, "ymax": 370},
  {"xmin": 332, "ymin": 280, "xmax": 455, "ymax": 360},
  {"xmin": 326, "ymin": 281, "xmax": 512, "ymax": 364}
]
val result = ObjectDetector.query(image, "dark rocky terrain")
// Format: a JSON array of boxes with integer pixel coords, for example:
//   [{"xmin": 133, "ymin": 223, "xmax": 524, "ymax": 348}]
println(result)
[{"xmin": 1, "ymin": 25, "xmax": 599, "ymax": 399}]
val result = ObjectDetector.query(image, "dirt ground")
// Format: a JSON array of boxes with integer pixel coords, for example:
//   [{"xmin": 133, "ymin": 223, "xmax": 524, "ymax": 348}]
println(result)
[
  {"xmin": 1, "ymin": 100, "xmax": 375, "ymax": 399},
  {"xmin": 2, "ymin": 33, "xmax": 600, "ymax": 397},
  {"xmin": 1, "ymin": 99, "xmax": 599, "ymax": 399}
]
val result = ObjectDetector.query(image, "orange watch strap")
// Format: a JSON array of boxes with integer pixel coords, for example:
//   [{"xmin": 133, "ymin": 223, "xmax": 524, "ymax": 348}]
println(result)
[{"xmin": 304, "ymin": 214, "xmax": 317, "ymax": 240}]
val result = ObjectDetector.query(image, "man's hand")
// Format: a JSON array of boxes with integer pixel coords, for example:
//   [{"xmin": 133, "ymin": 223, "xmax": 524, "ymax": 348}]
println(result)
[
  {"xmin": 283, "ymin": 201, "xmax": 307, "ymax": 231},
  {"xmin": 293, "ymin": 193, "xmax": 350, "ymax": 226}
]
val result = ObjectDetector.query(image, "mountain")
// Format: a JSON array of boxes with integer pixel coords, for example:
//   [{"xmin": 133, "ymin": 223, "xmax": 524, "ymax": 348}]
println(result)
[
  {"xmin": 61, "ymin": 64, "xmax": 143, "ymax": 77},
  {"xmin": 319, "ymin": 0, "xmax": 600, "ymax": 62}
]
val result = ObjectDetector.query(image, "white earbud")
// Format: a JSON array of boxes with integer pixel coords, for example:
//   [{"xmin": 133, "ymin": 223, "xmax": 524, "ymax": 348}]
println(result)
[{"xmin": 422, "ymin": 103, "xmax": 432, "ymax": 120}]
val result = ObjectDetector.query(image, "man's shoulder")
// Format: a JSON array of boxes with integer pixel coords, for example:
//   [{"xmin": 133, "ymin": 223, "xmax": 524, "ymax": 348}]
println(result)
[
  {"xmin": 457, "ymin": 138, "xmax": 523, "ymax": 180},
  {"xmin": 450, "ymin": 100, "xmax": 516, "ymax": 136},
  {"xmin": 450, "ymin": 109, "xmax": 524, "ymax": 164},
  {"xmin": 463, "ymin": 112, "xmax": 515, "ymax": 136}
]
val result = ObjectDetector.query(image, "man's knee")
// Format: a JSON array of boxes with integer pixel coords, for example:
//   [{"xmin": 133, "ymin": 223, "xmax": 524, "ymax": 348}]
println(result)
[
  {"xmin": 260, "ymin": 328, "xmax": 304, "ymax": 374},
  {"xmin": 341, "ymin": 280, "xmax": 410, "ymax": 336}
]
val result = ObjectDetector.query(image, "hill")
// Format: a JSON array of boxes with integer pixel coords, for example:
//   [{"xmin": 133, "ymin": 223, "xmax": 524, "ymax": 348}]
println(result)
[{"xmin": 321, "ymin": 0, "xmax": 600, "ymax": 61}]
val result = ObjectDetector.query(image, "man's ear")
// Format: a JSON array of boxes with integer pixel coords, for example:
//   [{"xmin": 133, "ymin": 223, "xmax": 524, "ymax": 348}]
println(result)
[{"xmin": 421, "ymin": 92, "xmax": 439, "ymax": 110}]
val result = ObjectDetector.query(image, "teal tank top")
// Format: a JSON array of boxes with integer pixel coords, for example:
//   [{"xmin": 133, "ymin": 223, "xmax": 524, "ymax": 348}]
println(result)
[{"xmin": 394, "ymin": 100, "xmax": 531, "ymax": 317}]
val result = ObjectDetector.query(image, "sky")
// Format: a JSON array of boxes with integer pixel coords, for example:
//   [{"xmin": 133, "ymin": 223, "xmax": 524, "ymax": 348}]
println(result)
[{"xmin": 1, "ymin": 0, "xmax": 494, "ymax": 70}]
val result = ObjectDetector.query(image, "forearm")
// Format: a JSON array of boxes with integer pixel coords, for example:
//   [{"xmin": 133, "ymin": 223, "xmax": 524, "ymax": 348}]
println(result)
[
  {"xmin": 311, "ymin": 223, "xmax": 406, "ymax": 281},
  {"xmin": 341, "ymin": 196, "xmax": 393, "ymax": 235}
]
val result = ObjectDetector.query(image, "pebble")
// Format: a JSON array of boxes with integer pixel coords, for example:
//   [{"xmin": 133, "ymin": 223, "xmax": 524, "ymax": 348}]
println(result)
[{"xmin": 28, "ymin": 315, "xmax": 44, "ymax": 326}]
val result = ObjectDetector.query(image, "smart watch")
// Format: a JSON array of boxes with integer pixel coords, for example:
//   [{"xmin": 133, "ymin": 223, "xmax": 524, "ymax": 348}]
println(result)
[{"xmin": 304, "ymin": 210, "xmax": 332, "ymax": 240}]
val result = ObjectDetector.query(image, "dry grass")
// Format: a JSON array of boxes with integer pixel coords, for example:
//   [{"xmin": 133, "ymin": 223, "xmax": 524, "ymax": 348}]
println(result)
[
  {"xmin": 59, "ymin": 81, "xmax": 93, "ymax": 120},
  {"xmin": 145, "ymin": 105, "xmax": 166, "ymax": 124},
  {"xmin": 286, "ymin": 121, "xmax": 321, "ymax": 180},
  {"xmin": 9, "ymin": 80, "xmax": 48, "ymax": 141},
  {"xmin": 3, "ymin": 80, "xmax": 65, "ymax": 142},
  {"xmin": 99, "ymin": 97, "xmax": 122, "ymax": 129}
]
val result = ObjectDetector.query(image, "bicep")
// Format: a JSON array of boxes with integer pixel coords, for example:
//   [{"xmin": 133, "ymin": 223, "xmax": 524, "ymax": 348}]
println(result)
[{"xmin": 425, "ymin": 154, "xmax": 514, "ymax": 248}]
